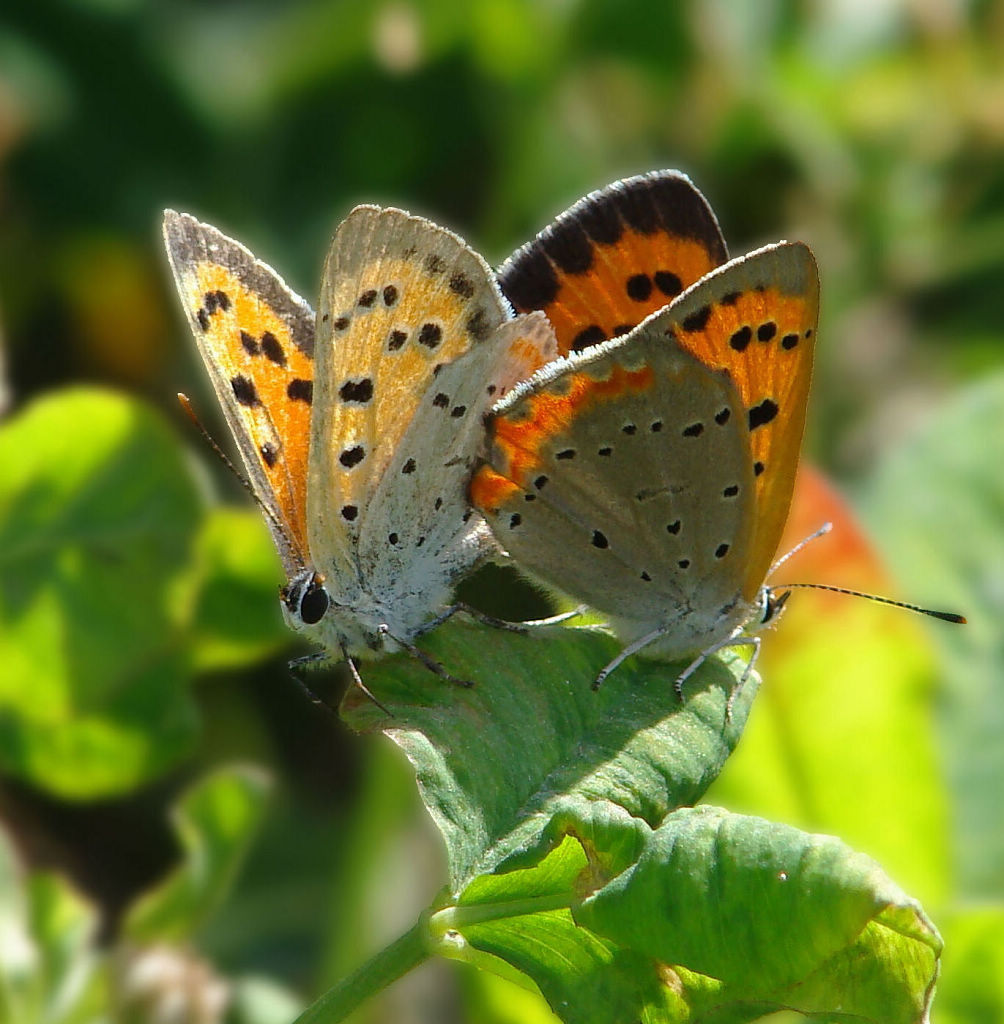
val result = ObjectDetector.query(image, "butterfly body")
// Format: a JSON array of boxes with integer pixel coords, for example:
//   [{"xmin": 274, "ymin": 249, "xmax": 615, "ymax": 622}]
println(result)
[{"xmin": 165, "ymin": 207, "xmax": 556, "ymax": 664}]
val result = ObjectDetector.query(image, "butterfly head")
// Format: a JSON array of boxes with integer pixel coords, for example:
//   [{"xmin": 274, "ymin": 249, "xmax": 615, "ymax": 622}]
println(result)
[
  {"xmin": 281, "ymin": 569, "xmax": 331, "ymax": 628},
  {"xmin": 758, "ymin": 586, "xmax": 790, "ymax": 627}
]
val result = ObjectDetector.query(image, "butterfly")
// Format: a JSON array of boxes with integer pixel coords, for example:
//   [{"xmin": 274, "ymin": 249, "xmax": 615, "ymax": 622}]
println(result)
[
  {"xmin": 164, "ymin": 206, "xmax": 556, "ymax": 681},
  {"xmin": 471, "ymin": 172, "xmax": 820, "ymax": 688}
]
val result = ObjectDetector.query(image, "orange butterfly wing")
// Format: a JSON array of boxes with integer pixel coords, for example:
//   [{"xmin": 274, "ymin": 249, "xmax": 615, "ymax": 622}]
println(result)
[
  {"xmin": 665, "ymin": 243, "xmax": 819, "ymax": 597},
  {"xmin": 498, "ymin": 171, "xmax": 727, "ymax": 355},
  {"xmin": 164, "ymin": 211, "xmax": 314, "ymax": 574}
]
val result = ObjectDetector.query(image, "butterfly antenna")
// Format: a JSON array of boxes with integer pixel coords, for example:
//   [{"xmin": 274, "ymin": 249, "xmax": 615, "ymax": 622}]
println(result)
[
  {"xmin": 769, "ymin": 582, "xmax": 966, "ymax": 624},
  {"xmin": 177, "ymin": 393, "xmax": 302, "ymax": 566},
  {"xmin": 768, "ymin": 521, "xmax": 833, "ymax": 577}
]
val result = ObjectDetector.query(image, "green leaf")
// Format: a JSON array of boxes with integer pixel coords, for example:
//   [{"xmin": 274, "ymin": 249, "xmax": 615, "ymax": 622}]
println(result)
[
  {"xmin": 424, "ymin": 802, "xmax": 939, "ymax": 1022},
  {"xmin": 0, "ymin": 387, "xmax": 203, "ymax": 798},
  {"xmin": 341, "ymin": 618, "xmax": 756, "ymax": 891},
  {"xmin": 124, "ymin": 765, "xmax": 271, "ymax": 943},
  {"xmin": 189, "ymin": 506, "xmax": 291, "ymax": 672},
  {"xmin": 437, "ymin": 827, "xmax": 674, "ymax": 1024},
  {"xmin": 862, "ymin": 370, "xmax": 1004, "ymax": 900},
  {"xmin": 575, "ymin": 806, "xmax": 941, "ymax": 1023}
]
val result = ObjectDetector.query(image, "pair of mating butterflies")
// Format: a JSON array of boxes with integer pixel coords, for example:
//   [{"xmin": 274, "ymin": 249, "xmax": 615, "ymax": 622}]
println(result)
[{"xmin": 164, "ymin": 172, "xmax": 937, "ymax": 691}]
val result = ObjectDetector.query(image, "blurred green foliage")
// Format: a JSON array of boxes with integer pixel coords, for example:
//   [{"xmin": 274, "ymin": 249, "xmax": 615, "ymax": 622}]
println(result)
[{"xmin": 1, "ymin": 1, "xmax": 1002, "ymax": 1021}]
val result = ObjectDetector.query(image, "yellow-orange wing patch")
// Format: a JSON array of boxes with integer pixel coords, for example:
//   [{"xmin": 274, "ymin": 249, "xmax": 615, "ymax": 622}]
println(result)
[
  {"xmin": 309, "ymin": 205, "xmax": 512, "ymax": 586},
  {"xmin": 499, "ymin": 171, "xmax": 727, "ymax": 355},
  {"xmin": 163, "ymin": 210, "xmax": 315, "ymax": 573}
]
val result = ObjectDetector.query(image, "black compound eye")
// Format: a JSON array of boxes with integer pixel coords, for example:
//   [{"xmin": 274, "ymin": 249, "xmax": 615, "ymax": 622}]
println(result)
[
  {"xmin": 761, "ymin": 589, "xmax": 790, "ymax": 625},
  {"xmin": 299, "ymin": 583, "xmax": 330, "ymax": 625}
]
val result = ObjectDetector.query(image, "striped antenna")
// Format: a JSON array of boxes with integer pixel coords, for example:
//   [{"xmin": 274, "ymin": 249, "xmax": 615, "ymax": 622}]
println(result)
[{"xmin": 768, "ymin": 582, "xmax": 966, "ymax": 624}]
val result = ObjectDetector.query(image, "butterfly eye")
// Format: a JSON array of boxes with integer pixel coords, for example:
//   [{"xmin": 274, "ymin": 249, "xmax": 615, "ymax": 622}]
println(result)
[
  {"xmin": 299, "ymin": 582, "xmax": 330, "ymax": 625},
  {"xmin": 761, "ymin": 589, "xmax": 790, "ymax": 625}
]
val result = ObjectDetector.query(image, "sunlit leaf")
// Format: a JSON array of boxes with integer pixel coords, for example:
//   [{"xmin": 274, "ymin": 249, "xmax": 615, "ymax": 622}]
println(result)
[
  {"xmin": 0, "ymin": 388, "xmax": 203, "ymax": 797},
  {"xmin": 342, "ymin": 618, "xmax": 755, "ymax": 891}
]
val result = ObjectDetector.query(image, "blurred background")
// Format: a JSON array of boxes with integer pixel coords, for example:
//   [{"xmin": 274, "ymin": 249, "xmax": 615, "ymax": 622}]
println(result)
[{"xmin": 1, "ymin": 1, "xmax": 1001, "ymax": 1021}]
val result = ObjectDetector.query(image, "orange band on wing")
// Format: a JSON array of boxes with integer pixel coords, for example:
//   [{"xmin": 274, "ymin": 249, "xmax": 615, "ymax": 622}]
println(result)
[
  {"xmin": 469, "ymin": 465, "xmax": 523, "ymax": 512},
  {"xmin": 491, "ymin": 363, "xmax": 654, "ymax": 486}
]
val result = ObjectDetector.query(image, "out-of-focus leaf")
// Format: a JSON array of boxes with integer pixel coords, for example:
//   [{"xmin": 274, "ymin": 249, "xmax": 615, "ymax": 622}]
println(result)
[
  {"xmin": 124, "ymin": 765, "xmax": 271, "ymax": 943},
  {"xmin": 935, "ymin": 907, "xmax": 1004, "ymax": 1024},
  {"xmin": 862, "ymin": 372, "xmax": 1004, "ymax": 900},
  {"xmin": 0, "ymin": 388, "xmax": 203, "ymax": 798},
  {"xmin": 460, "ymin": 968, "xmax": 563, "ymax": 1024},
  {"xmin": 228, "ymin": 975, "xmax": 305, "ymax": 1024},
  {"xmin": 189, "ymin": 507, "xmax": 290, "ymax": 672}
]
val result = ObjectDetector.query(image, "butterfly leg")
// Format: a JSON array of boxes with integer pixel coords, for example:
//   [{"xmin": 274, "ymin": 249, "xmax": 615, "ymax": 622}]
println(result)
[
  {"xmin": 592, "ymin": 624, "xmax": 672, "ymax": 690},
  {"xmin": 341, "ymin": 644, "xmax": 394, "ymax": 716},
  {"xmin": 522, "ymin": 604, "xmax": 588, "ymax": 627},
  {"xmin": 416, "ymin": 601, "xmax": 518, "ymax": 635},
  {"xmin": 674, "ymin": 630, "xmax": 760, "ymax": 720},
  {"xmin": 287, "ymin": 651, "xmax": 338, "ymax": 711},
  {"xmin": 726, "ymin": 635, "xmax": 761, "ymax": 721},
  {"xmin": 286, "ymin": 649, "xmax": 392, "ymax": 717},
  {"xmin": 377, "ymin": 625, "xmax": 474, "ymax": 688},
  {"xmin": 418, "ymin": 602, "xmax": 585, "ymax": 637}
]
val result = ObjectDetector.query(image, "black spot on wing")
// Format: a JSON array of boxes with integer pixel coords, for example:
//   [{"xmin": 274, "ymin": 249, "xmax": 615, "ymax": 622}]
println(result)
[
  {"xmin": 730, "ymin": 326, "xmax": 752, "ymax": 351},
  {"xmin": 449, "ymin": 272, "xmax": 475, "ymax": 299},
  {"xmin": 418, "ymin": 323, "xmax": 443, "ymax": 349},
  {"xmin": 339, "ymin": 378, "xmax": 374, "ymax": 404},
  {"xmin": 261, "ymin": 331, "xmax": 286, "ymax": 366},
  {"xmin": 339, "ymin": 445, "xmax": 366, "ymax": 469},
  {"xmin": 681, "ymin": 305, "xmax": 712, "ymax": 332},
  {"xmin": 626, "ymin": 273, "xmax": 652, "ymax": 301},
  {"xmin": 748, "ymin": 399, "xmax": 779, "ymax": 430},
  {"xmin": 467, "ymin": 308, "xmax": 492, "ymax": 341},
  {"xmin": 231, "ymin": 375, "xmax": 259, "ymax": 406},
  {"xmin": 654, "ymin": 270, "xmax": 682, "ymax": 297},
  {"xmin": 572, "ymin": 325, "xmax": 606, "ymax": 351}
]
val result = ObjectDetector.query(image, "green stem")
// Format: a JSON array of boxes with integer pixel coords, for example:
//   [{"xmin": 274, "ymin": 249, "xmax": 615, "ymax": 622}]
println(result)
[
  {"xmin": 429, "ymin": 891, "xmax": 576, "ymax": 934},
  {"xmin": 291, "ymin": 892, "xmax": 578, "ymax": 1022},
  {"xmin": 292, "ymin": 918, "xmax": 430, "ymax": 1024}
]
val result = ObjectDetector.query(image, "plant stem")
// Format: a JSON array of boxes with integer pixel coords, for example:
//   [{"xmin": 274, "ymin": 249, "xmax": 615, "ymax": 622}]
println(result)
[
  {"xmin": 429, "ymin": 891, "xmax": 577, "ymax": 933},
  {"xmin": 292, "ymin": 917, "xmax": 429, "ymax": 1024}
]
